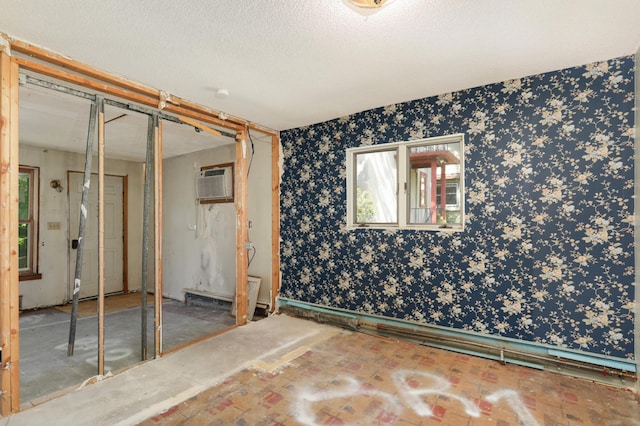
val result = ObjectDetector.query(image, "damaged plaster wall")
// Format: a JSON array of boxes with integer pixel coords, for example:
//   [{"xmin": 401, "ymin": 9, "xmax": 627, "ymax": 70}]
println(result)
[
  {"xmin": 162, "ymin": 137, "xmax": 273, "ymax": 306},
  {"xmin": 162, "ymin": 144, "xmax": 236, "ymax": 301},
  {"xmin": 19, "ymin": 144, "xmax": 144, "ymax": 309}
]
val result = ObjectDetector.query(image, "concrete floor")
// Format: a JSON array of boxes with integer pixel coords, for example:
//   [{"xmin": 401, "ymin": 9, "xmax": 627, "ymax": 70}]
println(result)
[
  {"xmin": 3, "ymin": 314, "xmax": 338, "ymax": 425},
  {"xmin": 19, "ymin": 297, "xmax": 237, "ymax": 405}
]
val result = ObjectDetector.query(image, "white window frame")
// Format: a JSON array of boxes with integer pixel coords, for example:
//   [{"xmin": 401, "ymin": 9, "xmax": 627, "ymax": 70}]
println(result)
[{"xmin": 346, "ymin": 134, "xmax": 465, "ymax": 231}]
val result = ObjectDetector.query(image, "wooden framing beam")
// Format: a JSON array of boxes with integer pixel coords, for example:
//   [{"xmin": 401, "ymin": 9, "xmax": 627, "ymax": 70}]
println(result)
[
  {"xmin": 270, "ymin": 134, "xmax": 281, "ymax": 313},
  {"xmin": 8, "ymin": 38, "xmax": 282, "ymax": 138},
  {"xmin": 178, "ymin": 115, "xmax": 222, "ymax": 137},
  {"xmin": 12, "ymin": 57, "xmax": 244, "ymax": 133},
  {"xmin": 0, "ymin": 47, "xmax": 20, "ymax": 415},
  {"xmin": 154, "ymin": 120, "xmax": 163, "ymax": 356},
  {"xmin": 235, "ymin": 129, "xmax": 249, "ymax": 325},
  {"xmin": 10, "ymin": 38, "xmax": 268, "ymax": 133},
  {"xmin": 10, "ymin": 39, "xmax": 158, "ymax": 99},
  {"xmin": 97, "ymin": 98, "xmax": 105, "ymax": 375}
]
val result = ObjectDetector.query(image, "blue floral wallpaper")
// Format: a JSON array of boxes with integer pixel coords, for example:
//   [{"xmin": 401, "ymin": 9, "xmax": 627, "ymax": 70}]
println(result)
[{"xmin": 279, "ymin": 56, "xmax": 636, "ymax": 360}]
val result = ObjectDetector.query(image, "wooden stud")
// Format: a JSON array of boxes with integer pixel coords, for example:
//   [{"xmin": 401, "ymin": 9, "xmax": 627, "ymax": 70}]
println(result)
[
  {"xmin": 97, "ymin": 99, "xmax": 105, "ymax": 376},
  {"xmin": 178, "ymin": 115, "xmax": 222, "ymax": 137},
  {"xmin": 0, "ymin": 50, "xmax": 20, "ymax": 414},
  {"xmin": 154, "ymin": 120, "xmax": 163, "ymax": 356},
  {"xmin": 8, "ymin": 57, "xmax": 19, "ymax": 414},
  {"xmin": 270, "ymin": 134, "xmax": 281, "ymax": 313},
  {"xmin": 8, "ymin": 58, "xmax": 20, "ymax": 415},
  {"xmin": 235, "ymin": 129, "xmax": 249, "ymax": 325}
]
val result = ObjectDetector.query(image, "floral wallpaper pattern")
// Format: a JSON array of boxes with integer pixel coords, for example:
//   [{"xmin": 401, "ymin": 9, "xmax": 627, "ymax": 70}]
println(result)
[{"xmin": 279, "ymin": 56, "xmax": 635, "ymax": 360}]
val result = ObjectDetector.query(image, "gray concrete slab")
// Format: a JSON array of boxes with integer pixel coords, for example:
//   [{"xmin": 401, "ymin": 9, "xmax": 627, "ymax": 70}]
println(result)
[
  {"xmin": 19, "ymin": 299, "xmax": 237, "ymax": 404},
  {"xmin": 4, "ymin": 314, "xmax": 338, "ymax": 425}
]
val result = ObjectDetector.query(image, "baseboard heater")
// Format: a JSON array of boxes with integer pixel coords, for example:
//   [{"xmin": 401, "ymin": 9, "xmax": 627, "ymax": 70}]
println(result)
[
  {"xmin": 278, "ymin": 298, "xmax": 637, "ymax": 387},
  {"xmin": 184, "ymin": 288, "xmax": 269, "ymax": 310}
]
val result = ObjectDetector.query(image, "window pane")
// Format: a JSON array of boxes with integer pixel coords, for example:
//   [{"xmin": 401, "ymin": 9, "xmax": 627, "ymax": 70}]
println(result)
[
  {"xmin": 355, "ymin": 150, "xmax": 397, "ymax": 223},
  {"xmin": 19, "ymin": 172, "xmax": 30, "ymax": 221},
  {"xmin": 409, "ymin": 142, "xmax": 461, "ymax": 225},
  {"xmin": 18, "ymin": 223, "xmax": 29, "ymax": 270}
]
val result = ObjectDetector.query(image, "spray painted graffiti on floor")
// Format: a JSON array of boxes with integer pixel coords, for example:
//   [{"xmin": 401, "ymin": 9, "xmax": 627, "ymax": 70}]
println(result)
[{"xmin": 294, "ymin": 370, "xmax": 539, "ymax": 426}]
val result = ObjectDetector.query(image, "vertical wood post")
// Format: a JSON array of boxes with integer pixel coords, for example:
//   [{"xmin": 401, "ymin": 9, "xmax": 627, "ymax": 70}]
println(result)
[
  {"xmin": 235, "ymin": 128, "xmax": 249, "ymax": 325},
  {"xmin": 430, "ymin": 160, "xmax": 437, "ymax": 223},
  {"xmin": 68, "ymin": 99, "xmax": 98, "ymax": 356},
  {"xmin": 141, "ymin": 114, "xmax": 155, "ymax": 361},
  {"xmin": 97, "ymin": 97, "xmax": 105, "ymax": 375},
  {"xmin": 270, "ymin": 134, "xmax": 280, "ymax": 313},
  {"xmin": 0, "ymin": 45, "xmax": 21, "ymax": 415},
  {"xmin": 153, "ymin": 119, "xmax": 163, "ymax": 355}
]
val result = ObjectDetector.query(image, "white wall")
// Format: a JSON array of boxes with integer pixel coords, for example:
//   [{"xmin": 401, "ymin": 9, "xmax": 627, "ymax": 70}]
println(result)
[
  {"xmin": 162, "ymin": 138, "xmax": 273, "ymax": 307},
  {"xmin": 19, "ymin": 144, "xmax": 144, "ymax": 309},
  {"xmin": 247, "ymin": 138, "xmax": 273, "ymax": 306},
  {"xmin": 162, "ymin": 144, "xmax": 236, "ymax": 301}
]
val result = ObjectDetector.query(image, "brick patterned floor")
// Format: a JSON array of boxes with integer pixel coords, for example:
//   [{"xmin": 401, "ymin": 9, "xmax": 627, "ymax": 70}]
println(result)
[{"xmin": 138, "ymin": 329, "xmax": 640, "ymax": 425}]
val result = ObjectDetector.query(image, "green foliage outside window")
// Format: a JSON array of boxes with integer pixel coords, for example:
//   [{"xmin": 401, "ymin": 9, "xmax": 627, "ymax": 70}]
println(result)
[
  {"xmin": 18, "ymin": 172, "xmax": 30, "ymax": 270},
  {"xmin": 356, "ymin": 187, "xmax": 375, "ymax": 222}
]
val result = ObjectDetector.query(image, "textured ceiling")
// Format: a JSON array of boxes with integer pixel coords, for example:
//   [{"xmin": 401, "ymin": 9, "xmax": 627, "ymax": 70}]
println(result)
[{"xmin": 2, "ymin": 0, "xmax": 640, "ymax": 133}]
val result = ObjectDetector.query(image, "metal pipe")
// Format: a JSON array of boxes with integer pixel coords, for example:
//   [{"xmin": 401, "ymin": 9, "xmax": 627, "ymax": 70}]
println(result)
[
  {"xmin": 366, "ymin": 322, "xmax": 638, "ymax": 380},
  {"xmin": 68, "ymin": 100, "xmax": 98, "ymax": 356}
]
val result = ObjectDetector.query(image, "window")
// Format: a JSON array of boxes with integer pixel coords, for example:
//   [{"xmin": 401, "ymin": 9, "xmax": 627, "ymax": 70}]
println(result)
[
  {"xmin": 436, "ymin": 183, "xmax": 460, "ymax": 207},
  {"xmin": 346, "ymin": 134, "xmax": 464, "ymax": 230},
  {"xmin": 19, "ymin": 166, "xmax": 40, "ymax": 278}
]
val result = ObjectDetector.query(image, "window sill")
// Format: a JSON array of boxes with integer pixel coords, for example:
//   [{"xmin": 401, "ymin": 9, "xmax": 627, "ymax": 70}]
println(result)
[
  {"xmin": 347, "ymin": 224, "xmax": 463, "ymax": 232},
  {"xmin": 19, "ymin": 273, "xmax": 42, "ymax": 282}
]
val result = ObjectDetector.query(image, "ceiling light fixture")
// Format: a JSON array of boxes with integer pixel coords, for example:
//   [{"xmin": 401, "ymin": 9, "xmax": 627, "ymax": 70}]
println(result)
[
  {"xmin": 343, "ymin": 0, "xmax": 394, "ymax": 16},
  {"xmin": 347, "ymin": 0, "xmax": 389, "ymax": 8}
]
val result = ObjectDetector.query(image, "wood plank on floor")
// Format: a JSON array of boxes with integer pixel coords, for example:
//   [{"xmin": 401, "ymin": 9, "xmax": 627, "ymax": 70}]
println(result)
[{"xmin": 53, "ymin": 293, "xmax": 155, "ymax": 317}]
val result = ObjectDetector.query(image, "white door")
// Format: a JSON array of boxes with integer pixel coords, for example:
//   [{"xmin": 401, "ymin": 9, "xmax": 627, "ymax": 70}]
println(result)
[{"xmin": 69, "ymin": 172, "xmax": 124, "ymax": 300}]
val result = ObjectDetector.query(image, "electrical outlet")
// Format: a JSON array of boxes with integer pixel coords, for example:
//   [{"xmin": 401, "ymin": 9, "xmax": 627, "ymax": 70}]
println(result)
[{"xmin": 47, "ymin": 222, "xmax": 61, "ymax": 230}]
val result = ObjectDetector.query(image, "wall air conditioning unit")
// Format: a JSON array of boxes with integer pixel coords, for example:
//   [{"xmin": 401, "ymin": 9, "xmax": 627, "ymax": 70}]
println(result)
[{"xmin": 196, "ymin": 164, "xmax": 234, "ymax": 201}]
